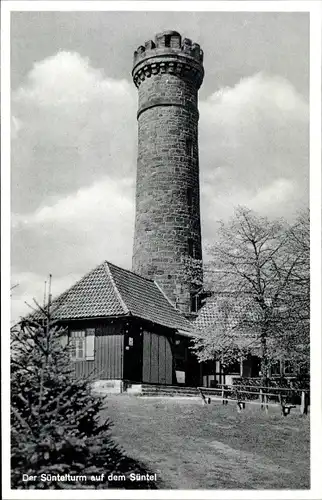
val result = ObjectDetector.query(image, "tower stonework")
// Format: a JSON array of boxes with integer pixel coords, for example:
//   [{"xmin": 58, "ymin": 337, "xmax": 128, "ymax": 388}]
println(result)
[{"xmin": 132, "ymin": 31, "xmax": 204, "ymax": 314}]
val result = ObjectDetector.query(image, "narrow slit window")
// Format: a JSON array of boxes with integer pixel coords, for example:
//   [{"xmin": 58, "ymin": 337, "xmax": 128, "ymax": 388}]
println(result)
[
  {"xmin": 190, "ymin": 293, "xmax": 198, "ymax": 313},
  {"xmin": 186, "ymin": 138, "xmax": 193, "ymax": 157},
  {"xmin": 188, "ymin": 238, "xmax": 195, "ymax": 258},
  {"xmin": 187, "ymin": 187, "xmax": 193, "ymax": 208},
  {"xmin": 164, "ymin": 35, "xmax": 171, "ymax": 47}
]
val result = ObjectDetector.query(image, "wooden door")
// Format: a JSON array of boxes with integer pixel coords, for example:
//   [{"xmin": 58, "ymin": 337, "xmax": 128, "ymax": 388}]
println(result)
[
  {"xmin": 123, "ymin": 330, "xmax": 143, "ymax": 382},
  {"xmin": 142, "ymin": 331, "xmax": 173, "ymax": 384}
]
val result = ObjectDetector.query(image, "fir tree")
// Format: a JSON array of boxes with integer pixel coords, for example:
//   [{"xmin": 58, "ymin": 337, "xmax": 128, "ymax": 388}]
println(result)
[{"xmin": 11, "ymin": 305, "xmax": 157, "ymax": 490}]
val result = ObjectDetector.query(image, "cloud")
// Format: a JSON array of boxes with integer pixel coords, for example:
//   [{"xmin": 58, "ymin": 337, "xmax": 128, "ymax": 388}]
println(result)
[
  {"xmin": 249, "ymin": 178, "xmax": 296, "ymax": 212},
  {"xmin": 12, "ymin": 176, "xmax": 135, "ymax": 274},
  {"xmin": 11, "ymin": 51, "xmax": 137, "ymax": 213},
  {"xmin": 198, "ymin": 72, "xmax": 309, "ymax": 240},
  {"xmin": 11, "ymin": 116, "xmax": 23, "ymax": 139},
  {"xmin": 11, "ymin": 176, "xmax": 135, "ymax": 321},
  {"xmin": 13, "ymin": 177, "xmax": 133, "ymax": 227},
  {"xmin": 14, "ymin": 51, "xmax": 134, "ymax": 107},
  {"xmin": 207, "ymin": 72, "xmax": 308, "ymax": 119}
]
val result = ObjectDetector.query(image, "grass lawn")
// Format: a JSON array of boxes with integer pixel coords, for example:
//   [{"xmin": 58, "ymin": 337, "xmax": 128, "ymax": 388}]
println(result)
[{"xmin": 103, "ymin": 395, "xmax": 310, "ymax": 490}]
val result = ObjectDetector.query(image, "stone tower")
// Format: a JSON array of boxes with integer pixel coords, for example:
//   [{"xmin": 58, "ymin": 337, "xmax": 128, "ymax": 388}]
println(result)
[{"xmin": 132, "ymin": 30, "xmax": 204, "ymax": 314}]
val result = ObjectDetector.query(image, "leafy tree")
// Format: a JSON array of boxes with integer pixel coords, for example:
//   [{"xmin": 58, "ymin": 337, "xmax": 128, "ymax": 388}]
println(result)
[
  {"xmin": 193, "ymin": 295, "xmax": 261, "ymax": 367},
  {"xmin": 11, "ymin": 304, "xmax": 157, "ymax": 489},
  {"xmin": 193, "ymin": 207, "xmax": 310, "ymax": 383},
  {"xmin": 280, "ymin": 209, "xmax": 310, "ymax": 367}
]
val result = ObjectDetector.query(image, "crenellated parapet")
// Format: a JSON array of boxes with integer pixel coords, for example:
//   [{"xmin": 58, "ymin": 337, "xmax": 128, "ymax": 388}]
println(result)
[{"xmin": 132, "ymin": 30, "xmax": 204, "ymax": 89}]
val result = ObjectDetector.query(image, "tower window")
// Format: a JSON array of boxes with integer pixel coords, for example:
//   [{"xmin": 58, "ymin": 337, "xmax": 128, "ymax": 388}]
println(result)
[
  {"xmin": 164, "ymin": 35, "xmax": 171, "ymax": 47},
  {"xmin": 188, "ymin": 238, "xmax": 195, "ymax": 258},
  {"xmin": 190, "ymin": 293, "xmax": 198, "ymax": 313},
  {"xmin": 187, "ymin": 187, "xmax": 193, "ymax": 208},
  {"xmin": 190, "ymin": 293, "xmax": 200, "ymax": 312},
  {"xmin": 186, "ymin": 138, "xmax": 193, "ymax": 157}
]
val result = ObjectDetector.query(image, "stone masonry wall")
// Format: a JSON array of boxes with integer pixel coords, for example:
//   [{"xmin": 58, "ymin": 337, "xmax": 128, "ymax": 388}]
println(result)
[{"xmin": 132, "ymin": 31, "xmax": 204, "ymax": 313}]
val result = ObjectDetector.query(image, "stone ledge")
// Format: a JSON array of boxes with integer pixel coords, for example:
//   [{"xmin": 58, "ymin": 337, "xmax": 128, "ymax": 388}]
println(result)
[
  {"xmin": 137, "ymin": 100, "xmax": 199, "ymax": 120},
  {"xmin": 132, "ymin": 56, "xmax": 204, "ymax": 89},
  {"xmin": 91, "ymin": 379, "xmax": 123, "ymax": 395}
]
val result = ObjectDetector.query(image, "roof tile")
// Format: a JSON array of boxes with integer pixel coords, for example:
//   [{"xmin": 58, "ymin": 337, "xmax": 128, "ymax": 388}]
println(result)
[
  {"xmin": 108, "ymin": 262, "xmax": 191, "ymax": 332},
  {"xmin": 193, "ymin": 296, "xmax": 261, "ymax": 352},
  {"xmin": 37, "ymin": 261, "xmax": 191, "ymax": 333},
  {"xmin": 50, "ymin": 262, "xmax": 126, "ymax": 319}
]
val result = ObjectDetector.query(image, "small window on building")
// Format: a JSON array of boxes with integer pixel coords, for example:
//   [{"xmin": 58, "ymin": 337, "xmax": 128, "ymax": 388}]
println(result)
[
  {"xmin": 70, "ymin": 331, "xmax": 85, "ymax": 360},
  {"xmin": 224, "ymin": 361, "xmax": 240, "ymax": 375},
  {"xmin": 283, "ymin": 360, "xmax": 295, "ymax": 375},
  {"xmin": 270, "ymin": 360, "xmax": 281, "ymax": 376},
  {"xmin": 187, "ymin": 187, "xmax": 193, "ymax": 208},
  {"xmin": 70, "ymin": 329, "xmax": 95, "ymax": 361},
  {"xmin": 186, "ymin": 138, "xmax": 193, "ymax": 157}
]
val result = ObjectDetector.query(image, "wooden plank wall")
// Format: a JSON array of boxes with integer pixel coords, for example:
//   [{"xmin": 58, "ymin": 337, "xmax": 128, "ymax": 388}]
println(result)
[
  {"xmin": 142, "ymin": 332, "xmax": 151, "ymax": 382},
  {"xmin": 158, "ymin": 336, "xmax": 166, "ymax": 384},
  {"xmin": 165, "ymin": 336, "xmax": 173, "ymax": 384},
  {"xmin": 97, "ymin": 334, "xmax": 124, "ymax": 379},
  {"xmin": 142, "ymin": 331, "xmax": 172, "ymax": 384},
  {"xmin": 150, "ymin": 333, "xmax": 159, "ymax": 383},
  {"xmin": 72, "ymin": 321, "xmax": 124, "ymax": 380}
]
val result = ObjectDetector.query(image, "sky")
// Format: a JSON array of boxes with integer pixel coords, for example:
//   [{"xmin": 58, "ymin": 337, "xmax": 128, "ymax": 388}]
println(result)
[{"xmin": 10, "ymin": 10, "xmax": 310, "ymax": 322}]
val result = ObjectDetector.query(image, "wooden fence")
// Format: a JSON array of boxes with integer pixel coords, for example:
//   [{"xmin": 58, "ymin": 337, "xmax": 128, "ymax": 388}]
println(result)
[{"xmin": 198, "ymin": 384, "xmax": 309, "ymax": 416}]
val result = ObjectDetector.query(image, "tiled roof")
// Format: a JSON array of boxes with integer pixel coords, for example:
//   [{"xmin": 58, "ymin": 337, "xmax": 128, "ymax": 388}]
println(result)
[
  {"xmin": 35, "ymin": 261, "xmax": 192, "ymax": 333},
  {"xmin": 49, "ymin": 263, "xmax": 126, "ymax": 320},
  {"xmin": 193, "ymin": 295, "xmax": 261, "ymax": 352},
  {"xmin": 107, "ymin": 263, "xmax": 192, "ymax": 333},
  {"xmin": 193, "ymin": 295, "xmax": 247, "ymax": 330},
  {"xmin": 193, "ymin": 295, "xmax": 297, "ymax": 357}
]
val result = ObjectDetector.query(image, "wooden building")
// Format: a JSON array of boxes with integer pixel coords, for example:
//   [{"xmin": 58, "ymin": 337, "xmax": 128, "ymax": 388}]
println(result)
[{"xmin": 42, "ymin": 261, "xmax": 200, "ymax": 392}]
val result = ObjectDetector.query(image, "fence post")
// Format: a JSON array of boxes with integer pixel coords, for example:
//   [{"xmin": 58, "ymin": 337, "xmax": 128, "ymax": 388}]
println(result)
[
  {"xmin": 222, "ymin": 386, "xmax": 228, "ymax": 405},
  {"xmin": 300, "ymin": 390, "xmax": 308, "ymax": 415},
  {"xmin": 259, "ymin": 388, "xmax": 263, "ymax": 410},
  {"xmin": 263, "ymin": 393, "xmax": 268, "ymax": 413},
  {"xmin": 290, "ymin": 382, "xmax": 295, "ymax": 405},
  {"xmin": 236, "ymin": 390, "xmax": 245, "ymax": 412}
]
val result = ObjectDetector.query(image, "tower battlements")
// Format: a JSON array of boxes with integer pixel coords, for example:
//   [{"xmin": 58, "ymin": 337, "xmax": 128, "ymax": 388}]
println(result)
[{"xmin": 133, "ymin": 30, "xmax": 204, "ymax": 89}]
